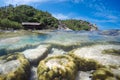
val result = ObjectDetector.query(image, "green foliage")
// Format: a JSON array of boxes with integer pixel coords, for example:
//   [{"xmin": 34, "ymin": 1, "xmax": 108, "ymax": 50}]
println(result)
[
  {"xmin": 0, "ymin": 4, "xmax": 58, "ymax": 30},
  {"xmin": 61, "ymin": 19, "xmax": 92, "ymax": 31},
  {"xmin": 0, "ymin": 4, "xmax": 96, "ymax": 30},
  {"xmin": 0, "ymin": 19, "xmax": 22, "ymax": 30}
]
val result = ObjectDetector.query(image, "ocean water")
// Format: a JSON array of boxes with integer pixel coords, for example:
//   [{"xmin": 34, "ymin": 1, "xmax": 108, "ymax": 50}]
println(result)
[{"xmin": 0, "ymin": 30, "xmax": 120, "ymax": 55}]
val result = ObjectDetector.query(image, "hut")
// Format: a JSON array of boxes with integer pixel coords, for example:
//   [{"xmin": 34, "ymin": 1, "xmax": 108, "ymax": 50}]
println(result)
[{"xmin": 22, "ymin": 22, "xmax": 43, "ymax": 30}]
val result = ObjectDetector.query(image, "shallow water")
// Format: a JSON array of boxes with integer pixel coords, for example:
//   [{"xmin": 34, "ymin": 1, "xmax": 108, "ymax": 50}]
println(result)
[
  {"xmin": 0, "ymin": 34, "xmax": 49, "ymax": 55},
  {"xmin": 0, "ymin": 30, "xmax": 120, "ymax": 55},
  {"xmin": 0, "ymin": 30, "xmax": 120, "ymax": 80}
]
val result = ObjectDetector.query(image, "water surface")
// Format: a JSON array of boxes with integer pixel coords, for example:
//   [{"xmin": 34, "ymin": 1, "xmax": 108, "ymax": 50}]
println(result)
[{"xmin": 0, "ymin": 30, "xmax": 120, "ymax": 55}]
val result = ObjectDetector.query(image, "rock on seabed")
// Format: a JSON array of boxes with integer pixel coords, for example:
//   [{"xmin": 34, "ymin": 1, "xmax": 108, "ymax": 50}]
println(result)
[
  {"xmin": 22, "ymin": 45, "xmax": 51, "ymax": 65},
  {"xmin": 0, "ymin": 53, "xmax": 30, "ymax": 80},
  {"xmin": 71, "ymin": 44, "xmax": 120, "ymax": 67},
  {"xmin": 37, "ymin": 55, "xmax": 77, "ymax": 80},
  {"xmin": 69, "ymin": 44, "xmax": 120, "ymax": 80}
]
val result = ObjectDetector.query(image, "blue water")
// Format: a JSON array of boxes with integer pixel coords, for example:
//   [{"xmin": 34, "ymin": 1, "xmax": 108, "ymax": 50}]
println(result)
[{"xmin": 0, "ymin": 30, "xmax": 120, "ymax": 55}]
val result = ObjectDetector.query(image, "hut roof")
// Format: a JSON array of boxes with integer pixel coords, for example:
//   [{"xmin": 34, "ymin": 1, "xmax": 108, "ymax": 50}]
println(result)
[{"xmin": 22, "ymin": 22, "xmax": 41, "ymax": 25}]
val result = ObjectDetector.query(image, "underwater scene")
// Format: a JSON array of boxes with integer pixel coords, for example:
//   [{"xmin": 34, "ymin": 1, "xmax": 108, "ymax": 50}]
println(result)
[{"xmin": 0, "ymin": 30, "xmax": 120, "ymax": 80}]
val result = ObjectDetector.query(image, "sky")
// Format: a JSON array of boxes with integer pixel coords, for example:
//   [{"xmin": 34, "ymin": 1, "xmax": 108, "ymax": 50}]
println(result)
[{"xmin": 0, "ymin": 0, "xmax": 120, "ymax": 30}]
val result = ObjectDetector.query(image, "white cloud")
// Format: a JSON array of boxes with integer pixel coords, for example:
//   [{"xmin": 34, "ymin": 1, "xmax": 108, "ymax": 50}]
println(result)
[
  {"xmin": 95, "ymin": 12, "xmax": 118, "ymax": 20},
  {"xmin": 107, "ymin": 15, "xmax": 118, "ymax": 20},
  {"xmin": 72, "ymin": 0, "xmax": 84, "ymax": 3},
  {"xmin": 5, "ymin": 0, "xmax": 46, "ymax": 5},
  {"xmin": 83, "ymin": 0, "xmax": 120, "ymax": 23},
  {"xmin": 52, "ymin": 13, "xmax": 115, "ymax": 24},
  {"xmin": 52, "ymin": 12, "xmax": 116, "ymax": 23},
  {"xmin": 94, "ymin": 10, "xmax": 120, "ymax": 24},
  {"xmin": 3, "ymin": 0, "xmax": 86, "ymax": 5},
  {"xmin": 52, "ymin": 13, "xmax": 69, "ymax": 20},
  {"xmin": 3, "ymin": 0, "xmax": 68, "ymax": 5},
  {"xmin": 75, "ymin": 15, "xmax": 117, "ymax": 24}
]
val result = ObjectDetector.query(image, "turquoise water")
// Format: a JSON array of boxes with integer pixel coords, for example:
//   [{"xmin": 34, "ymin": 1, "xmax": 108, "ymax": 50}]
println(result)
[
  {"xmin": 0, "ymin": 30, "xmax": 120, "ymax": 55},
  {"xmin": 0, "ymin": 34, "xmax": 50, "ymax": 55}
]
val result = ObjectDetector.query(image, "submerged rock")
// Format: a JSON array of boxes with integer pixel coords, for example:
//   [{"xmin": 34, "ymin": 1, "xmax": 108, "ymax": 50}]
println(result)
[
  {"xmin": 48, "ymin": 48, "xmax": 66, "ymax": 57},
  {"xmin": 37, "ymin": 55, "xmax": 77, "ymax": 80},
  {"xmin": 0, "ymin": 37, "xmax": 21, "ymax": 44},
  {"xmin": 75, "ymin": 71, "xmax": 93, "ymax": 80},
  {"xmin": 0, "ymin": 53, "xmax": 30, "ymax": 80},
  {"xmin": 22, "ymin": 44, "xmax": 51, "ymax": 65},
  {"xmin": 68, "ymin": 53, "xmax": 102, "ymax": 71},
  {"xmin": 0, "ymin": 60, "xmax": 20, "ymax": 74},
  {"xmin": 68, "ymin": 44, "xmax": 120, "ymax": 80},
  {"xmin": 70, "ymin": 44, "xmax": 120, "ymax": 68}
]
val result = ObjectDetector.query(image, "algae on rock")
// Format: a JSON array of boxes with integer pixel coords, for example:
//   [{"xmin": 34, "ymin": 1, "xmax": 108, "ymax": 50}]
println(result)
[
  {"xmin": 68, "ymin": 53, "xmax": 102, "ymax": 71},
  {"xmin": 92, "ymin": 68, "xmax": 117, "ymax": 80},
  {"xmin": 0, "ymin": 53, "xmax": 30, "ymax": 80},
  {"xmin": 69, "ymin": 44, "xmax": 120, "ymax": 68},
  {"xmin": 102, "ymin": 49, "xmax": 120, "ymax": 56},
  {"xmin": 37, "ymin": 55, "xmax": 77, "ymax": 80}
]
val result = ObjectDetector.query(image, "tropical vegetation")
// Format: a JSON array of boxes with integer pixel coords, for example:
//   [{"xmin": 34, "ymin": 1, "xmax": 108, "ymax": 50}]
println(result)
[
  {"xmin": 61, "ymin": 19, "xmax": 93, "ymax": 30},
  {"xmin": 0, "ymin": 4, "xmax": 97, "ymax": 30},
  {"xmin": 0, "ymin": 4, "xmax": 58, "ymax": 30}
]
